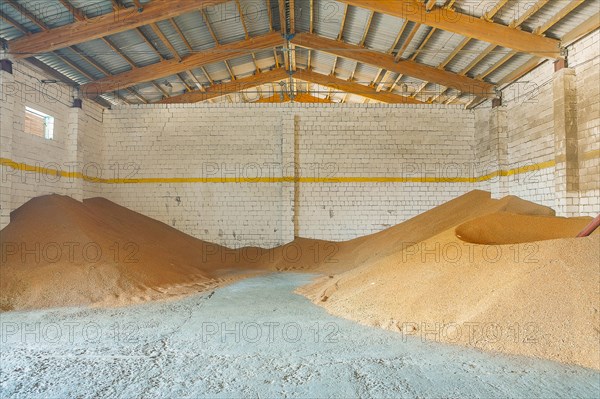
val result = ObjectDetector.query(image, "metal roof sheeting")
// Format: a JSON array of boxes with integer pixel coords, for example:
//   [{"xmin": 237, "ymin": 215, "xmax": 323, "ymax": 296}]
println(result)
[{"xmin": 0, "ymin": 0, "xmax": 597, "ymax": 106}]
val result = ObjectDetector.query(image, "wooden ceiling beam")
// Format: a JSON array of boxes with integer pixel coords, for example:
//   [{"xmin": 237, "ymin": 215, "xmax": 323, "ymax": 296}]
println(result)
[
  {"xmin": 8, "ymin": 0, "xmax": 229, "ymax": 57},
  {"xmin": 294, "ymin": 69, "xmax": 428, "ymax": 104},
  {"xmin": 337, "ymin": 0, "xmax": 561, "ymax": 58},
  {"xmin": 292, "ymin": 33, "xmax": 495, "ymax": 97},
  {"xmin": 80, "ymin": 32, "xmax": 283, "ymax": 98},
  {"xmin": 158, "ymin": 68, "xmax": 290, "ymax": 103},
  {"xmin": 475, "ymin": 0, "xmax": 585, "ymax": 84}
]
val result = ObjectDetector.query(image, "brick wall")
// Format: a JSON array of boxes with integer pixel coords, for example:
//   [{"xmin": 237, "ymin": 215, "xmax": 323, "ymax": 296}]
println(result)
[
  {"xmin": 99, "ymin": 103, "xmax": 475, "ymax": 245},
  {"xmin": 1, "ymin": 30, "xmax": 598, "ymax": 243},
  {"xmin": 294, "ymin": 105, "xmax": 474, "ymax": 240},
  {"xmin": 100, "ymin": 105, "xmax": 295, "ymax": 248},
  {"xmin": 474, "ymin": 30, "xmax": 599, "ymax": 217},
  {"xmin": 571, "ymin": 31, "xmax": 600, "ymax": 216},
  {"xmin": 0, "ymin": 59, "xmax": 104, "ymax": 228}
]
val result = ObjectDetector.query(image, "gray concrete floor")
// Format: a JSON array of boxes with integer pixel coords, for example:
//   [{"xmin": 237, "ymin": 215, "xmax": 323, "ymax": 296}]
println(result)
[{"xmin": 1, "ymin": 273, "xmax": 599, "ymax": 398}]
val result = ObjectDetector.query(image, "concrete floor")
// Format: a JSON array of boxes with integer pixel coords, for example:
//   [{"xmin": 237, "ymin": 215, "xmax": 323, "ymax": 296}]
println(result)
[{"xmin": 1, "ymin": 274, "xmax": 599, "ymax": 398}]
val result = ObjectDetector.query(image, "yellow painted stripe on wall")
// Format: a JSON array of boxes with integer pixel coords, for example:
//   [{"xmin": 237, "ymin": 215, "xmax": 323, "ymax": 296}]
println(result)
[{"xmin": 0, "ymin": 155, "xmax": 596, "ymax": 184}]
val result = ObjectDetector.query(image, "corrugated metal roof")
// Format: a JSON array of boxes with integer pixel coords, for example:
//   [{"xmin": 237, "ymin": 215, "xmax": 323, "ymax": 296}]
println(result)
[
  {"xmin": 313, "ymin": 0, "xmax": 346, "ymax": 39},
  {"xmin": 205, "ymin": 1, "xmax": 247, "ymax": 45},
  {"xmin": 75, "ymin": 39, "xmax": 132, "ymax": 75},
  {"xmin": 107, "ymin": 29, "xmax": 162, "ymax": 67},
  {"xmin": 239, "ymin": 0, "xmax": 272, "ymax": 36},
  {"xmin": 364, "ymin": 13, "xmax": 405, "ymax": 53},
  {"xmin": 0, "ymin": 0, "xmax": 597, "ymax": 107},
  {"xmin": 340, "ymin": 5, "xmax": 372, "ymax": 45},
  {"xmin": 172, "ymin": 11, "xmax": 218, "ymax": 51}
]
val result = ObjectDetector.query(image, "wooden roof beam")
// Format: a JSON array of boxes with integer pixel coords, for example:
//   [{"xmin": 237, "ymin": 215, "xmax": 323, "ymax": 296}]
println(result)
[
  {"xmin": 8, "ymin": 0, "xmax": 229, "ymax": 57},
  {"xmin": 81, "ymin": 32, "xmax": 283, "ymax": 97},
  {"xmin": 158, "ymin": 68, "xmax": 290, "ymax": 103},
  {"xmin": 437, "ymin": 0, "xmax": 510, "ymax": 70},
  {"xmin": 337, "ymin": 0, "xmax": 561, "ymax": 58},
  {"xmin": 294, "ymin": 69, "xmax": 428, "ymax": 104},
  {"xmin": 292, "ymin": 33, "xmax": 495, "ymax": 97}
]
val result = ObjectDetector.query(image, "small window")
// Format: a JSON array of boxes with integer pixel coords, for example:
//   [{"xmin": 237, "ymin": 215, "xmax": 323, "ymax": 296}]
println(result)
[{"xmin": 24, "ymin": 107, "xmax": 54, "ymax": 139}]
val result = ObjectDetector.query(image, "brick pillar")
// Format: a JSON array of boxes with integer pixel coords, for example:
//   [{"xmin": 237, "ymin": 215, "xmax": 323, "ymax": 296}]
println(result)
[
  {"xmin": 0, "ymin": 57, "xmax": 15, "ymax": 228},
  {"xmin": 553, "ymin": 68, "xmax": 579, "ymax": 216},
  {"xmin": 489, "ymin": 104, "xmax": 509, "ymax": 198},
  {"xmin": 66, "ymin": 105, "xmax": 84, "ymax": 201},
  {"xmin": 278, "ymin": 106, "xmax": 296, "ymax": 246}
]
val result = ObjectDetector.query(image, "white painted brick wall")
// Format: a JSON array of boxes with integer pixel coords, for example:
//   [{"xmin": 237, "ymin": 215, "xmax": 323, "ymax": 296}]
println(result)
[
  {"xmin": 0, "ymin": 59, "xmax": 104, "ymax": 229},
  {"xmin": 2, "ymin": 30, "xmax": 598, "ymax": 244},
  {"xmin": 571, "ymin": 30, "xmax": 600, "ymax": 216},
  {"xmin": 295, "ymin": 105, "xmax": 475, "ymax": 240}
]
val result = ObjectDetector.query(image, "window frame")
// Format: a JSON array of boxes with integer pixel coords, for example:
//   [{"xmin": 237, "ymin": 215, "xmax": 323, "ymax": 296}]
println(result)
[{"xmin": 24, "ymin": 106, "xmax": 54, "ymax": 140}]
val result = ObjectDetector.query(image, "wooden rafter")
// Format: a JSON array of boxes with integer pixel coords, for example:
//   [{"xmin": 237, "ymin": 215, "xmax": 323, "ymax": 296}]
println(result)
[
  {"xmin": 80, "ymin": 32, "xmax": 283, "ymax": 97},
  {"xmin": 359, "ymin": 11, "xmax": 375, "ymax": 47},
  {"xmin": 337, "ymin": 0, "xmax": 561, "ymax": 58},
  {"xmin": 534, "ymin": 0, "xmax": 584, "ymax": 35},
  {"xmin": 509, "ymin": 0, "xmax": 549, "ymax": 28},
  {"xmin": 437, "ymin": 0, "xmax": 508, "ymax": 69},
  {"xmin": 294, "ymin": 69, "xmax": 428, "ymax": 104},
  {"xmin": 338, "ymin": 3, "xmax": 350, "ymax": 40},
  {"xmin": 201, "ymin": 9, "xmax": 219, "ymax": 45},
  {"xmin": 434, "ymin": 0, "xmax": 512, "ymax": 99},
  {"xmin": 266, "ymin": 0, "xmax": 273, "ymax": 31},
  {"xmin": 57, "ymin": 0, "xmax": 86, "ymax": 21},
  {"xmin": 289, "ymin": 0, "xmax": 296, "ymax": 34},
  {"xmin": 375, "ymin": 70, "xmax": 394, "ymax": 92},
  {"xmin": 4, "ymin": 0, "xmax": 47, "ymax": 31},
  {"xmin": 158, "ymin": 68, "xmax": 289, "ymax": 103},
  {"xmin": 278, "ymin": 0, "xmax": 288, "ymax": 35},
  {"xmin": 476, "ymin": 1, "xmax": 585, "ymax": 83},
  {"xmin": 8, "ymin": 0, "xmax": 229, "ymax": 57},
  {"xmin": 0, "ymin": 10, "xmax": 29, "ymax": 34},
  {"xmin": 149, "ymin": 23, "xmax": 181, "ymax": 61},
  {"xmin": 292, "ymin": 33, "xmax": 495, "ymax": 97},
  {"xmin": 309, "ymin": 0, "xmax": 314, "ymax": 33},
  {"xmin": 394, "ymin": 23, "xmax": 421, "ymax": 61},
  {"xmin": 482, "ymin": 0, "xmax": 508, "ymax": 21},
  {"xmin": 235, "ymin": 0, "xmax": 250, "ymax": 39},
  {"xmin": 54, "ymin": 0, "xmax": 150, "ymax": 104},
  {"xmin": 389, "ymin": 20, "xmax": 409, "ymax": 54},
  {"xmin": 562, "ymin": 12, "xmax": 600, "ymax": 46},
  {"xmin": 409, "ymin": 26, "xmax": 435, "ymax": 62},
  {"xmin": 425, "ymin": 0, "xmax": 437, "ymax": 12},
  {"xmin": 256, "ymin": 92, "xmax": 333, "ymax": 103}
]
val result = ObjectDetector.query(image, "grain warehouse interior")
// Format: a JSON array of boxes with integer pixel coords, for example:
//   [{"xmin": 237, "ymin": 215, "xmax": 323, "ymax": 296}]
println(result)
[{"xmin": 0, "ymin": 1, "xmax": 599, "ymax": 397}]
